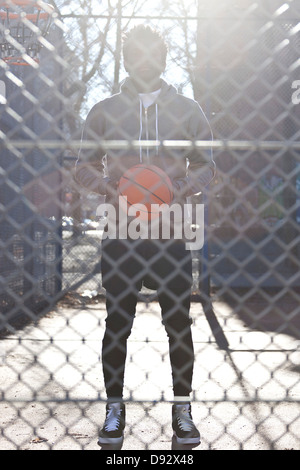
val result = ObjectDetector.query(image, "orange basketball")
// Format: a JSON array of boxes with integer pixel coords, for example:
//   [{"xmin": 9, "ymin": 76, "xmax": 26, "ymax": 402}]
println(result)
[{"xmin": 118, "ymin": 164, "xmax": 173, "ymax": 219}]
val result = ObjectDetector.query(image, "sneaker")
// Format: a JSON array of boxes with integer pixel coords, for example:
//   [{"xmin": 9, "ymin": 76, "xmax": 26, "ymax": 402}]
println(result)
[
  {"xmin": 172, "ymin": 403, "xmax": 200, "ymax": 445},
  {"xmin": 98, "ymin": 402, "xmax": 125, "ymax": 445}
]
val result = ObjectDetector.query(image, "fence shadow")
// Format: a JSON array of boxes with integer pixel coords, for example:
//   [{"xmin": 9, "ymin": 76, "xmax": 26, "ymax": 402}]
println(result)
[{"xmin": 220, "ymin": 287, "xmax": 300, "ymax": 340}]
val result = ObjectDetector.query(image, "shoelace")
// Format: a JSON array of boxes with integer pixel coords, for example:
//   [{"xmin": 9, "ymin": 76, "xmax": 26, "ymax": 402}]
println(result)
[
  {"xmin": 175, "ymin": 406, "xmax": 194, "ymax": 432},
  {"xmin": 104, "ymin": 404, "xmax": 122, "ymax": 432}
]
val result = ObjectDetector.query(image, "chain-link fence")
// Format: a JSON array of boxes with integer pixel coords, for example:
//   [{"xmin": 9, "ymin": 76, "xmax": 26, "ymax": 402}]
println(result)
[{"xmin": 0, "ymin": 0, "xmax": 299, "ymax": 451}]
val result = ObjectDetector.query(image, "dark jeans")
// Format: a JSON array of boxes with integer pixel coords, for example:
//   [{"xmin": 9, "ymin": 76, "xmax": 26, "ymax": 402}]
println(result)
[{"xmin": 101, "ymin": 238, "xmax": 194, "ymax": 400}]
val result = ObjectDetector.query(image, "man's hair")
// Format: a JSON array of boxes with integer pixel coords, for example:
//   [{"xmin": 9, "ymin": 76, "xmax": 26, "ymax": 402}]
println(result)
[{"xmin": 122, "ymin": 25, "xmax": 168, "ymax": 68}]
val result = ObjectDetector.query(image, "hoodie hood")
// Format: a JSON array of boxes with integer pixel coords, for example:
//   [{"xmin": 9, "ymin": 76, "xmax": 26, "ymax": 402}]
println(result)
[{"xmin": 120, "ymin": 77, "xmax": 177, "ymax": 101}]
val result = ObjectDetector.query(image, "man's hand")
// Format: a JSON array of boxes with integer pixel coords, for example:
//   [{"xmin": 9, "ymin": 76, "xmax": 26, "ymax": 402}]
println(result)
[
  {"xmin": 172, "ymin": 178, "xmax": 190, "ymax": 201},
  {"xmin": 103, "ymin": 177, "xmax": 119, "ymax": 198}
]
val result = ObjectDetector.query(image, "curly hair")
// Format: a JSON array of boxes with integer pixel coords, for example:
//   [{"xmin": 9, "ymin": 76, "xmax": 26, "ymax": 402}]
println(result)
[{"xmin": 122, "ymin": 25, "xmax": 168, "ymax": 68}]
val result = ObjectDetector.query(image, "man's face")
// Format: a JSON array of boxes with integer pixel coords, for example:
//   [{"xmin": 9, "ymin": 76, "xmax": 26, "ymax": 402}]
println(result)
[{"xmin": 124, "ymin": 41, "xmax": 165, "ymax": 90}]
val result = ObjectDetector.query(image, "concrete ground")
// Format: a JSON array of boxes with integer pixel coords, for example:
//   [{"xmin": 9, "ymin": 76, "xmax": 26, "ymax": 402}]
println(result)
[{"xmin": 0, "ymin": 297, "xmax": 299, "ymax": 450}]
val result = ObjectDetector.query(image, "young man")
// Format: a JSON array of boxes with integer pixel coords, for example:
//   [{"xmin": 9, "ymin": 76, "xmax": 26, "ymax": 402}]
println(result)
[{"xmin": 76, "ymin": 25, "xmax": 215, "ymax": 446}]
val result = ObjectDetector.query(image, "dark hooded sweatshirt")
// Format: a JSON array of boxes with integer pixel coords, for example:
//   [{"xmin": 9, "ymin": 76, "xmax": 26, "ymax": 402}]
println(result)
[{"xmin": 75, "ymin": 77, "xmax": 215, "ymax": 201}]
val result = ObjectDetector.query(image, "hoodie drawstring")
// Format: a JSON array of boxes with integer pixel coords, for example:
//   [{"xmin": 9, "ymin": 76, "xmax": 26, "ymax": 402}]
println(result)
[
  {"xmin": 139, "ymin": 100, "xmax": 143, "ymax": 163},
  {"xmin": 155, "ymin": 103, "xmax": 159, "ymax": 156},
  {"xmin": 139, "ymin": 101, "xmax": 159, "ymax": 163}
]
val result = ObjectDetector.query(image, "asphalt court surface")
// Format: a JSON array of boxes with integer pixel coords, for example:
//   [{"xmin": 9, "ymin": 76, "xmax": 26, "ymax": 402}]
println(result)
[{"xmin": 0, "ymin": 298, "xmax": 299, "ymax": 450}]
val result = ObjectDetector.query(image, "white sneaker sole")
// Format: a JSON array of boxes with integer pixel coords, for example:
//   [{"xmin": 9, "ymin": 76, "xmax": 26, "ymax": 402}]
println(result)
[
  {"xmin": 174, "ymin": 432, "xmax": 200, "ymax": 445},
  {"xmin": 98, "ymin": 435, "xmax": 124, "ymax": 445}
]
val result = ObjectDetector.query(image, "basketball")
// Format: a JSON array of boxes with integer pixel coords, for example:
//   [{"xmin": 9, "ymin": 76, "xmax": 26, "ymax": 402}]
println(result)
[{"xmin": 118, "ymin": 164, "xmax": 173, "ymax": 219}]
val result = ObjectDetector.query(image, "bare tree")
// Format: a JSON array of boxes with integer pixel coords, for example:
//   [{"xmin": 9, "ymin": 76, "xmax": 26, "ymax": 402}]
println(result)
[{"xmin": 50, "ymin": 0, "xmax": 152, "ymax": 118}]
